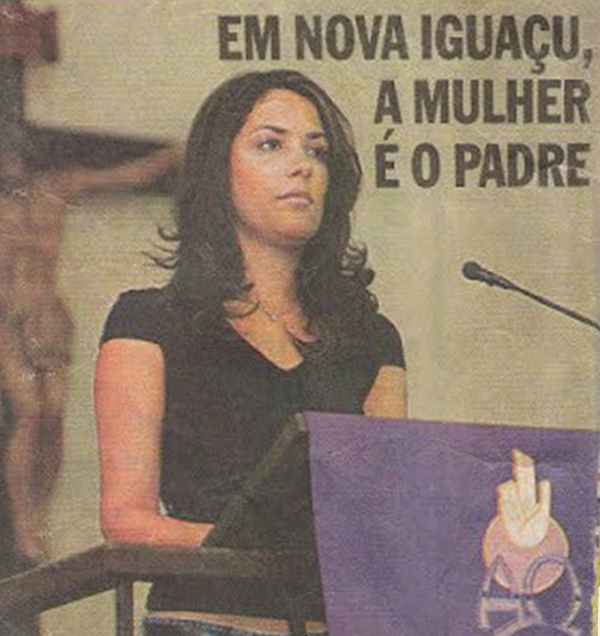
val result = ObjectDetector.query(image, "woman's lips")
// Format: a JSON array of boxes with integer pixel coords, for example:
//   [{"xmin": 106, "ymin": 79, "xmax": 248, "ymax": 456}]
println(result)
[{"xmin": 278, "ymin": 190, "xmax": 313, "ymax": 205}]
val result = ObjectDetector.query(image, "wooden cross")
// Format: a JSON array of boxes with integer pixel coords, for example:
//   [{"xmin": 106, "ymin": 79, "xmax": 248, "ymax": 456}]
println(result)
[
  {"xmin": 0, "ymin": 0, "xmax": 177, "ymax": 190},
  {"xmin": 0, "ymin": 0, "xmax": 56, "ymax": 163},
  {"xmin": 0, "ymin": 6, "xmax": 180, "ymax": 622}
]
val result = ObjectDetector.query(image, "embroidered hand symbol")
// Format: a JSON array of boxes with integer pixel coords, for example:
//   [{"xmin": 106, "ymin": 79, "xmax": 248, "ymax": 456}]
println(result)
[{"xmin": 497, "ymin": 450, "xmax": 551, "ymax": 548}]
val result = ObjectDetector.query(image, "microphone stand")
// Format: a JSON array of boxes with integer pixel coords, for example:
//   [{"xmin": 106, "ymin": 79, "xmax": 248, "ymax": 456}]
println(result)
[{"xmin": 462, "ymin": 261, "xmax": 600, "ymax": 333}]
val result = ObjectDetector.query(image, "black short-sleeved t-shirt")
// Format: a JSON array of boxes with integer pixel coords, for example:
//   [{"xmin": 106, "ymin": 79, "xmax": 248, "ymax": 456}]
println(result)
[{"xmin": 100, "ymin": 287, "xmax": 405, "ymax": 615}]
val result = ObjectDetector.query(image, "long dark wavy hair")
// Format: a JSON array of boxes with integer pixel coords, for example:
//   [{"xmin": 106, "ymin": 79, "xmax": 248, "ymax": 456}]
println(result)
[{"xmin": 156, "ymin": 69, "xmax": 378, "ymax": 352}]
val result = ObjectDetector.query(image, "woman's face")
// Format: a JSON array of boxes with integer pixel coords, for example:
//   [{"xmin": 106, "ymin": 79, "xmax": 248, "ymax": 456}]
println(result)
[{"xmin": 229, "ymin": 89, "xmax": 329, "ymax": 249}]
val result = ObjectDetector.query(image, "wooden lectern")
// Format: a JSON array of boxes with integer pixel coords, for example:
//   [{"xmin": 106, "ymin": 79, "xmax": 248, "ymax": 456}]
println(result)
[{"xmin": 0, "ymin": 416, "xmax": 318, "ymax": 636}]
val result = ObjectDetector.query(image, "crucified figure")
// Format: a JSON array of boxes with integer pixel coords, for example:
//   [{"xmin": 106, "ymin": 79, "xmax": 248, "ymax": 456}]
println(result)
[{"xmin": 0, "ymin": 144, "xmax": 181, "ymax": 567}]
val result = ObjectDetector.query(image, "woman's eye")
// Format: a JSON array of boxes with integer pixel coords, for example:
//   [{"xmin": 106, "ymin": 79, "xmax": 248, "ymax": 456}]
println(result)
[
  {"xmin": 258, "ymin": 139, "xmax": 281, "ymax": 151},
  {"xmin": 307, "ymin": 145, "xmax": 329, "ymax": 162}
]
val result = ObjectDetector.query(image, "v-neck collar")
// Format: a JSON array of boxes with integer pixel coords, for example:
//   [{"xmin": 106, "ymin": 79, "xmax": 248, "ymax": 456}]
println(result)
[{"xmin": 224, "ymin": 321, "xmax": 307, "ymax": 373}]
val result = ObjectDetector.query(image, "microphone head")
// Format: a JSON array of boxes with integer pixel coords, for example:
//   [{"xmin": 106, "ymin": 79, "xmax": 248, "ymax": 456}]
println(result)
[
  {"xmin": 461, "ymin": 261, "xmax": 513, "ymax": 289},
  {"xmin": 462, "ymin": 261, "xmax": 483, "ymax": 281}
]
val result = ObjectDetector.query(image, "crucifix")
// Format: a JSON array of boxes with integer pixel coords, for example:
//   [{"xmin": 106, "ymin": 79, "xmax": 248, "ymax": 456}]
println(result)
[{"xmin": 0, "ymin": 0, "xmax": 181, "ymax": 580}]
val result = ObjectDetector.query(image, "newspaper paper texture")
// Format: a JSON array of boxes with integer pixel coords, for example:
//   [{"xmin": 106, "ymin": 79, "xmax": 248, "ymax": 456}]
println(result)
[{"xmin": 0, "ymin": 1, "xmax": 597, "ymax": 634}]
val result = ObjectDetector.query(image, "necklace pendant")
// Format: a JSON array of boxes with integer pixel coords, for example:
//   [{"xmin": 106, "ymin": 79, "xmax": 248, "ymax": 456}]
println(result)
[{"xmin": 257, "ymin": 299, "xmax": 280, "ymax": 322}]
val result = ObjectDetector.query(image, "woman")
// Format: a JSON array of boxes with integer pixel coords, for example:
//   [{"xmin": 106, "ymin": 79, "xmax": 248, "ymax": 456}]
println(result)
[{"xmin": 95, "ymin": 69, "xmax": 407, "ymax": 636}]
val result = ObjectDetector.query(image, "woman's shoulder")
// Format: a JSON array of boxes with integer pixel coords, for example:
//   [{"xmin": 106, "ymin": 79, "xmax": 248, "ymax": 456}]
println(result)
[
  {"xmin": 369, "ymin": 312, "xmax": 406, "ymax": 369},
  {"xmin": 112, "ymin": 286, "xmax": 169, "ymax": 309},
  {"xmin": 100, "ymin": 287, "xmax": 171, "ymax": 347},
  {"xmin": 372, "ymin": 312, "xmax": 400, "ymax": 332}
]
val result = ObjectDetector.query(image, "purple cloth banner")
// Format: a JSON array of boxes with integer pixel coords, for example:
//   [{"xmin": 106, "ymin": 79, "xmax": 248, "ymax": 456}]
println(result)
[{"xmin": 306, "ymin": 413, "xmax": 598, "ymax": 636}]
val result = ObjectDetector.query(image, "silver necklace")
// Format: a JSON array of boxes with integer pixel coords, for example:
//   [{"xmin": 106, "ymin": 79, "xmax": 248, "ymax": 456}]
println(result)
[
  {"xmin": 257, "ymin": 300, "xmax": 282, "ymax": 323},
  {"xmin": 257, "ymin": 300, "xmax": 311, "ymax": 343}
]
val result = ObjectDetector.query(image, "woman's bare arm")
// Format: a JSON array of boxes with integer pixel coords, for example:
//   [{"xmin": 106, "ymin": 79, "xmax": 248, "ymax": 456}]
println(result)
[
  {"xmin": 95, "ymin": 339, "xmax": 213, "ymax": 546},
  {"xmin": 362, "ymin": 366, "xmax": 408, "ymax": 419}
]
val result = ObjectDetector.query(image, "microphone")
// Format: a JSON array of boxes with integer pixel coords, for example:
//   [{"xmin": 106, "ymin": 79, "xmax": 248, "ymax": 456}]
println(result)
[
  {"xmin": 461, "ymin": 260, "xmax": 600, "ymax": 332},
  {"xmin": 462, "ymin": 261, "xmax": 513, "ymax": 290}
]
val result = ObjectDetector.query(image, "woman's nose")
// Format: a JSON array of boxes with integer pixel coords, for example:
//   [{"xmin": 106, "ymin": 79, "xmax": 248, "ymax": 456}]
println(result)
[{"xmin": 288, "ymin": 148, "xmax": 313, "ymax": 178}]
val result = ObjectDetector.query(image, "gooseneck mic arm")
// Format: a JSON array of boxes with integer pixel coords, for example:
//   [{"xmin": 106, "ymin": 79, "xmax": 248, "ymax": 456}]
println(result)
[{"xmin": 462, "ymin": 261, "xmax": 600, "ymax": 333}]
